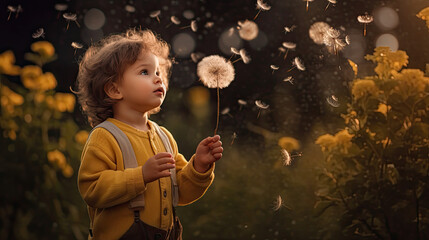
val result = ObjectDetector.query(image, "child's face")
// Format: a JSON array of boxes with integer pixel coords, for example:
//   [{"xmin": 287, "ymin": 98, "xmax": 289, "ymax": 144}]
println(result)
[{"xmin": 118, "ymin": 49, "xmax": 166, "ymax": 113}]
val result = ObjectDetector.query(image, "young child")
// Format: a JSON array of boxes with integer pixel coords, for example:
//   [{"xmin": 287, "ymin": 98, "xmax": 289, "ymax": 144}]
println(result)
[{"xmin": 75, "ymin": 29, "xmax": 223, "ymax": 240}]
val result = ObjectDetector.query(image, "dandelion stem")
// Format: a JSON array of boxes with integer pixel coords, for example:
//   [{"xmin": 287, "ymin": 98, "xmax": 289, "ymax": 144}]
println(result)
[
  {"xmin": 325, "ymin": 2, "xmax": 330, "ymax": 10},
  {"xmin": 179, "ymin": 25, "xmax": 190, "ymax": 30},
  {"xmin": 306, "ymin": 1, "xmax": 309, "ymax": 12},
  {"xmin": 284, "ymin": 49, "xmax": 289, "ymax": 60},
  {"xmin": 286, "ymin": 66, "xmax": 296, "ymax": 72},
  {"xmin": 214, "ymin": 83, "xmax": 220, "ymax": 136},
  {"xmin": 364, "ymin": 24, "xmax": 367, "ymax": 36},
  {"xmin": 231, "ymin": 58, "xmax": 242, "ymax": 64},
  {"xmin": 254, "ymin": 9, "xmax": 262, "ymax": 20},
  {"xmin": 257, "ymin": 110, "xmax": 261, "ymax": 119}
]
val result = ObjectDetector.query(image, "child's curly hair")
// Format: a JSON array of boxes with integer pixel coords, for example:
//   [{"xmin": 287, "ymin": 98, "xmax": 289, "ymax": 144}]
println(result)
[{"xmin": 74, "ymin": 28, "xmax": 172, "ymax": 127}]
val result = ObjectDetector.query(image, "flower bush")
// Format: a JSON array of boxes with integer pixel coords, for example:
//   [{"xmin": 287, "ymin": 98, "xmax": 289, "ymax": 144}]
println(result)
[
  {"xmin": 315, "ymin": 47, "xmax": 429, "ymax": 239},
  {"xmin": 0, "ymin": 42, "xmax": 89, "ymax": 239}
]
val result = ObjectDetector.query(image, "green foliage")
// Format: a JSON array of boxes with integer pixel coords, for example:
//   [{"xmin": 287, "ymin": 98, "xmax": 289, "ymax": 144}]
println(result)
[
  {"xmin": 315, "ymin": 47, "xmax": 429, "ymax": 239},
  {"xmin": 0, "ymin": 44, "xmax": 88, "ymax": 240}
]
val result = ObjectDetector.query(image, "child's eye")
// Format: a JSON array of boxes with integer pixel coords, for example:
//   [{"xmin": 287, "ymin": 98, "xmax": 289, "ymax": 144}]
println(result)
[{"xmin": 140, "ymin": 70, "xmax": 149, "ymax": 75}]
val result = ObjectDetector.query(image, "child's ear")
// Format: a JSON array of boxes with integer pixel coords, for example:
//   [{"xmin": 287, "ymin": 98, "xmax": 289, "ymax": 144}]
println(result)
[{"xmin": 104, "ymin": 82, "xmax": 123, "ymax": 100}]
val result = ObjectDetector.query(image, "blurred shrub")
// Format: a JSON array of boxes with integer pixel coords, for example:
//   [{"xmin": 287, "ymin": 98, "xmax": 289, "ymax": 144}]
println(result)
[
  {"xmin": 315, "ymin": 47, "xmax": 429, "ymax": 239},
  {"xmin": 0, "ymin": 42, "xmax": 88, "ymax": 240}
]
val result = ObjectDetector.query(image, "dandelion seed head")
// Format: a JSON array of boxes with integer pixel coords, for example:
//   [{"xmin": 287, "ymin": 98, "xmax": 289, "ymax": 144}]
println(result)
[
  {"xmin": 256, "ymin": 0, "xmax": 271, "ymax": 11},
  {"xmin": 71, "ymin": 42, "xmax": 83, "ymax": 49},
  {"xmin": 54, "ymin": 3, "xmax": 68, "ymax": 11},
  {"xmin": 32, "ymin": 28, "xmax": 45, "ymax": 38},
  {"xmin": 293, "ymin": 57, "xmax": 305, "ymax": 71},
  {"xmin": 335, "ymin": 38, "xmax": 346, "ymax": 47},
  {"xmin": 191, "ymin": 20, "xmax": 198, "ymax": 32},
  {"xmin": 239, "ymin": 49, "xmax": 251, "ymax": 64},
  {"xmin": 281, "ymin": 149, "xmax": 292, "ymax": 166},
  {"xmin": 197, "ymin": 55, "xmax": 235, "ymax": 89},
  {"xmin": 282, "ymin": 42, "xmax": 296, "ymax": 49},
  {"xmin": 358, "ymin": 14, "xmax": 374, "ymax": 24},
  {"xmin": 63, "ymin": 13, "xmax": 77, "ymax": 21},
  {"xmin": 326, "ymin": 27, "xmax": 340, "ymax": 38},
  {"xmin": 323, "ymin": 35, "xmax": 335, "ymax": 46},
  {"xmin": 238, "ymin": 99, "xmax": 247, "ymax": 105},
  {"xmin": 309, "ymin": 22, "xmax": 331, "ymax": 45},
  {"xmin": 170, "ymin": 16, "xmax": 181, "ymax": 25},
  {"xmin": 238, "ymin": 19, "xmax": 259, "ymax": 41},
  {"xmin": 150, "ymin": 10, "xmax": 161, "ymax": 18},
  {"xmin": 255, "ymin": 100, "xmax": 269, "ymax": 109}
]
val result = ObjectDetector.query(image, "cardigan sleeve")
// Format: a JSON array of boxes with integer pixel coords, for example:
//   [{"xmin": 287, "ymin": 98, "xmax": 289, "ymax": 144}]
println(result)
[
  {"xmin": 77, "ymin": 128, "xmax": 146, "ymax": 209},
  {"xmin": 159, "ymin": 126, "xmax": 215, "ymax": 206}
]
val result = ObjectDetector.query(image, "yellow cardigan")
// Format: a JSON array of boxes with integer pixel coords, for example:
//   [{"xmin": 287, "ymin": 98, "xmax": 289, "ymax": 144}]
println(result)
[{"xmin": 78, "ymin": 118, "xmax": 215, "ymax": 240}]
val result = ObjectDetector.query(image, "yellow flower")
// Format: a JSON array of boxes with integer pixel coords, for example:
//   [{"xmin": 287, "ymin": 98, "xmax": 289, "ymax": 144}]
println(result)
[
  {"xmin": 278, "ymin": 136, "xmax": 300, "ymax": 152},
  {"xmin": 75, "ymin": 130, "xmax": 89, "ymax": 145},
  {"xmin": 334, "ymin": 129, "xmax": 354, "ymax": 154},
  {"xmin": 31, "ymin": 41, "xmax": 55, "ymax": 57},
  {"xmin": 34, "ymin": 92, "xmax": 45, "ymax": 103},
  {"xmin": 47, "ymin": 150, "xmax": 67, "ymax": 169},
  {"xmin": 21, "ymin": 65, "xmax": 43, "ymax": 90},
  {"xmin": 53, "ymin": 93, "xmax": 76, "ymax": 112},
  {"xmin": 365, "ymin": 47, "xmax": 408, "ymax": 77},
  {"xmin": 8, "ymin": 130, "xmax": 17, "ymax": 140},
  {"xmin": 351, "ymin": 79, "xmax": 379, "ymax": 99},
  {"xmin": 315, "ymin": 134, "xmax": 336, "ymax": 153},
  {"xmin": 417, "ymin": 7, "xmax": 429, "ymax": 31},
  {"xmin": 0, "ymin": 50, "xmax": 21, "ymax": 75},
  {"xmin": 38, "ymin": 72, "xmax": 57, "ymax": 91},
  {"xmin": 62, "ymin": 165, "xmax": 74, "ymax": 178},
  {"xmin": 1, "ymin": 86, "xmax": 24, "ymax": 115},
  {"xmin": 375, "ymin": 103, "xmax": 391, "ymax": 117},
  {"xmin": 393, "ymin": 69, "xmax": 429, "ymax": 98},
  {"xmin": 348, "ymin": 59, "xmax": 358, "ymax": 76}
]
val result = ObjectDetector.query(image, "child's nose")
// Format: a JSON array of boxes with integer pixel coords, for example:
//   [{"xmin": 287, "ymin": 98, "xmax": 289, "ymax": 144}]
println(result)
[{"xmin": 154, "ymin": 75, "xmax": 162, "ymax": 84}]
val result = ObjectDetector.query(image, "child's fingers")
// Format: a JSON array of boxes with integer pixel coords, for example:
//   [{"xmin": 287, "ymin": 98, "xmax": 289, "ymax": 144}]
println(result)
[
  {"xmin": 213, "ymin": 153, "xmax": 222, "ymax": 159},
  {"xmin": 209, "ymin": 141, "xmax": 222, "ymax": 149},
  {"xmin": 158, "ymin": 162, "xmax": 175, "ymax": 171},
  {"xmin": 157, "ymin": 171, "xmax": 172, "ymax": 178},
  {"xmin": 157, "ymin": 157, "xmax": 175, "ymax": 165},
  {"xmin": 154, "ymin": 152, "xmax": 172, "ymax": 159},
  {"xmin": 211, "ymin": 147, "xmax": 223, "ymax": 154},
  {"xmin": 201, "ymin": 135, "xmax": 221, "ymax": 146}
]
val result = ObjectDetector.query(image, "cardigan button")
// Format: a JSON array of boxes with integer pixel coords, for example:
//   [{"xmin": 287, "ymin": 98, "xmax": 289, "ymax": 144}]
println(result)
[
  {"xmin": 163, "ymin": 208, "xmax": 168, "ymax": 215},
  {"xmin": 163, "ymin": 190, "xmax": 167, "ymax": 198}
]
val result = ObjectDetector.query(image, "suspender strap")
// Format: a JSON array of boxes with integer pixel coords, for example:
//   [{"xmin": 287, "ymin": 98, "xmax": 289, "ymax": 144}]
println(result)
[
  {"xmin": 150, "ymin": 121, "xmax": 179, "ymax": 207},
  {"xmin": 92, "ymin": 121, "xmax": 145, "ymax": 209},
  {"xmin": 91, "ymin": 120, "xmax": 179, "ymax": 209}
]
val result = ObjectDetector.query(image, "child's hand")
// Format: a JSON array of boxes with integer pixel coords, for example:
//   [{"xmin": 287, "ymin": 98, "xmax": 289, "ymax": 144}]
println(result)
[
  {"xmin": 142, "ymin": 152, "xmax": 175, "ymax": 184},
  {"xmin": 194, "ymin": 135, "xmax": 223, "ymax": 173}
]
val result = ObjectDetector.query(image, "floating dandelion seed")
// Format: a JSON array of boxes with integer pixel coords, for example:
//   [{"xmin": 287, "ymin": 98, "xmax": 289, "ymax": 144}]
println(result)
[
  {"xmin": 190, "ymin": 52, "xmax": 205, "ymax": 63},
  {"xmin": 232, "ymin": 49, "xmax": 251, "ymax": 64},
  {"xmin": 238, "ymin": 19, "xmax": 259, "ymax": 41},
  {"xmin": 357, "ymin": 13, "xmax": 373, "ymax": 36},
  {"xmin": 205, "ymin": 22, "xmax": 214, "ymax": 28},
  {"xmin": 180, "ymin": 20, "xmax": 198, "ymax": 32},
  {"xmin": 255, "ymin": 100, "xmax": 269, "ymax": 118},
  {"xmin": 32, "ymin": 28, "xmax": 45, "ymax": 39},
  {"xmin": 326, "ymin": 95, "xmax": 340, "ymax": 107},
  {"xmin": 166, "ymin": 16, "xmax": 181, "ymax": 28},
  {"xmin": 325, "ymin": 0, "xmax": 337, "ymax": 10},
  {"xmin": 303, "ymin": 0, "xmax": 314, "ymax": 12},
  {"xmin": 282, "ymin": 42, "xmax": 296, "ymax": 59},
  {"xmin": 273, "ymin": 195, "xmax": 284, "ymax": 211},
  {"xmin": 7, "ymin": 5, "xmax": 22, "ymax": 20},
  {"xmin": 278, "ymin": 47, "xmax": 286, "ymax": 57},
  {"xmin": 197, "ymin": 55, "xmax": 235, "ymax": 135},
  {"xmin": 238, "ymin": 99, "xmax": 247, "ymax": 105},
  {"xmin": 71, "ymin": 42, "xmax": 83, "ymax": 54},
  {"xmin": 270, "ymin": 65, "xmax": 279, "ymax": 74},
  {"xmin": 54, "ymin": 3, "xmax": 68, "ymax": 11},
  {"xmin": 231, "ymin": 47, "xmax": 240, "ymax": 55},
  {"xmin": 63, "ymin": 13, "xmax": 80, "ymax": 30},
  {"xmin": 281, "ymin": 149, "xmax": 292, "ymax": 166},
  {"xmin": 221, "ymin": 107, "xmax": 230, "ymax": 115},
  {"xmin": 288, "ymin": 57, "xmax": 305, "ymax": 72},
  {"xmin": 231, "ymin": 132, "xmax": 237, "ymax": 145},
  {"xmin": 284, "ymin": 25, "xmax": 297, "ymax": 33},
  {"xmin": 326, "ymin": 27, "xmax": 340, "ymax": 38},
  {"xmin": 323, "ymin": 27, "xmax": 345, "ymax": 55},
  {"xmin": 228, "ymin": 27, "xmax": 235, "ymax": 36},
  {"xmin": 254, "ymin": 0, "xmax": 271, "ymax": 20},
  {"xmin": 124, "ymin": 5, "xmax": 136, "ymax": 13},
  {"xmin": 309, "ymin": 22, "xmax": 331, "ymax": 45},
  {"xmin": 150, "ymin": 10, "xmax": 161, "ymax": 22},
  {"xmin": 345, "ymin": 35, "xmax": 351, "ymax": 45},
  {"xmin": 283, "ymin": 76, "xmax": 294, "ymax": 84}
]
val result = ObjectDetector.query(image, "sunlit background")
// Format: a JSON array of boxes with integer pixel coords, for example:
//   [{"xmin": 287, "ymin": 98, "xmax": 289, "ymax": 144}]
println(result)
[{"xmin": 1, "ymin": 0, "xmax": 429, "ymax": 239}]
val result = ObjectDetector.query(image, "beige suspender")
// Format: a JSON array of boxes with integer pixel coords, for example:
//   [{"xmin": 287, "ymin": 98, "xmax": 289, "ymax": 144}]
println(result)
[{"xmin": 92, "ymin": 120, "xmax": 178, "ymax": 209}]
